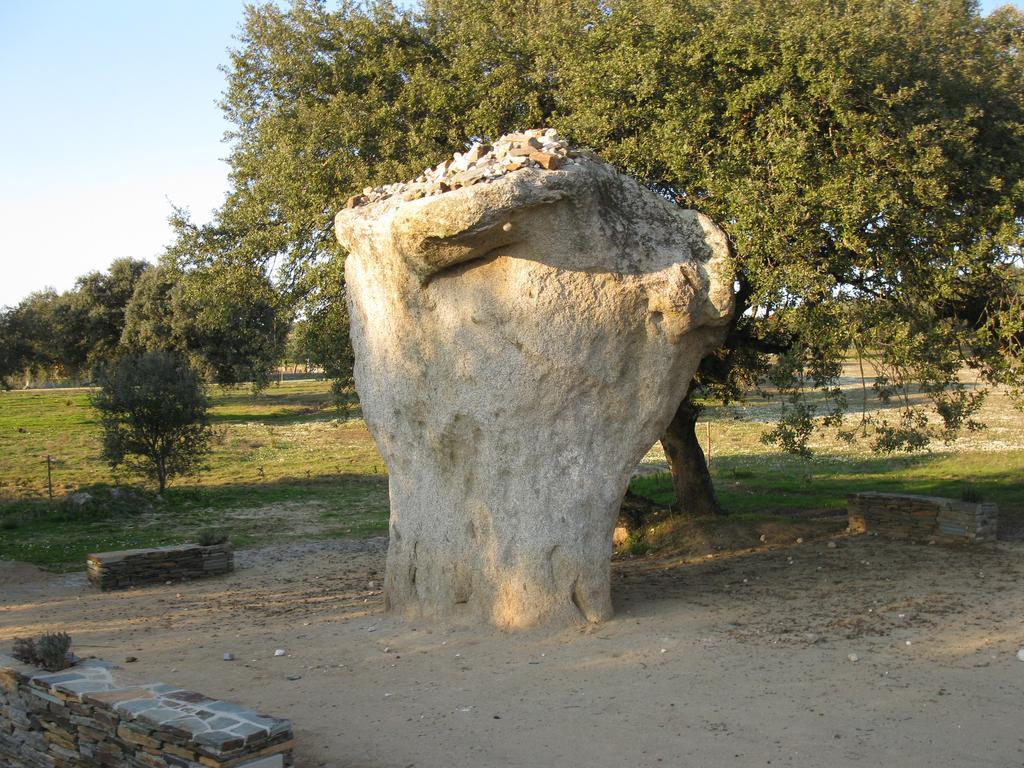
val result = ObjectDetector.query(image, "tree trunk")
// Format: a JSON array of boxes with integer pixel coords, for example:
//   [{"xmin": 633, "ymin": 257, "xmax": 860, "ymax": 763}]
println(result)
[{"xmin": 659, "ymin": 396, "xmax": 724, "ymax": 516}]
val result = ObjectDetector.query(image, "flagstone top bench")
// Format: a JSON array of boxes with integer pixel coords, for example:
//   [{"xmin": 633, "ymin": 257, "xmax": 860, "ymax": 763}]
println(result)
[
  {"xmin": 0, "ymin": 654, "xmax": 293, "ymax": 767},
  {"xmin": 87, "ymin": 542, "xmax": 234, "ymax": 591}
]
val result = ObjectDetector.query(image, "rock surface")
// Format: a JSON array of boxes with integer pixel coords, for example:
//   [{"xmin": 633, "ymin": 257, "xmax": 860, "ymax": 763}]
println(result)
[{"xmin": 335, "ymin": 129, "xmax": 734, "ymax": 628}]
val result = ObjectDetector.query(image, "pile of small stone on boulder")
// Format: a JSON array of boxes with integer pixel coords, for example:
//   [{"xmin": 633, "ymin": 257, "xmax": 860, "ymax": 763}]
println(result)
[{"xmin": 346, "ymin": 128, "xmax": 579, "ymax": 208}]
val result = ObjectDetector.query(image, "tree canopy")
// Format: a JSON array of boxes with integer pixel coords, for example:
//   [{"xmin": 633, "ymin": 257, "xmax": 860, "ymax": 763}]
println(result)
[
  {"xmin": 120, "ymin": 250, "xmax": 289, "ymax": 390},
  {"xmin": 1, "ymin": 254, "xmax": 288, "ymax": 390},
  {"xmin": 558, "ymin": 0, "xmax": 1024, "ymax": 449},
  {"xmin": 0, "ymin": 290, "xmax": 62, "ymax": 388},
  {"xmin": 170, "ymin": 0, "xmax": 1024, "ymax": 509},
  {"xmin": 57, "ymin": 258, "xmax": 152, "ymax": 375},
  {"xmin": 0, "ymin": 258, "xmax": 150, "ymax": 387}
]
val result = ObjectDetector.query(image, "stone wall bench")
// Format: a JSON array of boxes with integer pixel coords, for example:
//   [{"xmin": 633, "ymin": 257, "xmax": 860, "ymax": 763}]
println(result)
[
  {"xmin": 0, "ymin": 654, "xmax": 293, "ymax": 767},
  {"xmin": 847, "ymin": 492, "xmax": 998, "ymax": 543},
  {"xmin": 87, "ymin": 543, "xmax": 234, "ymax": 591}
]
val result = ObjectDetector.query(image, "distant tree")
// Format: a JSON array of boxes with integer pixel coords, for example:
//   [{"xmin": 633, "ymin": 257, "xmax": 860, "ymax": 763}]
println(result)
[
  {"xmin": 0, "ymin": 290, "xmax": 63, "ymax": 387},
  {"xmin": 121, "ymin": 254, "xmax": 289, "ymax": 390},
  {"xmin": 170, "ymin": 262, "xmax": 289, "ymax": 389},
  {"xmin": 92, "ymin": 351, "xmax": 212, "ymax": 493},
  {"xmin": 120, "ymin": 262, "xmax": 180, "ymax": 354},
  {"xmin": 286, "ymin": 258, "xmax": 354, "ymax": 403},
  {"xmin": 5, "ymin": 254, "xmax": 285, "ymax": 390},
  {"xmin": 0, "ymin": 306, "xmax": 26, "ymax": 389},
  {"xmin": 57, "ymin": 258, "xmax": 151, "ymax": 376},
  {"xmin": 0, "ymin": 259, "xmax": 150, "ymax": 386}
]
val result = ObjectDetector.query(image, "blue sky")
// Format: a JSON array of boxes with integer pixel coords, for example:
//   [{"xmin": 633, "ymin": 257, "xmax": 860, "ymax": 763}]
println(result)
[
  {"xmin": 0, "ymin": 0, "xmax": 1019, "ymax": 308},
  {"xmin": 0, "ymin": 0, "xmax": 247, "ymax": 308}
]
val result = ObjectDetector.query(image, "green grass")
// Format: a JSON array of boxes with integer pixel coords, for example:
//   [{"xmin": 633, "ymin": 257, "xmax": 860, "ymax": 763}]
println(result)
[
  {"xmin": 0, "ymin": 380, "xmax": 378, "ymax": 496},
  {"xmin": 0, "ymin": 478, "xmax": 390, "ymax": 570},
  {"xmin": 630, "ymin": 442, "xmax": 1024, "ymax": 517},
  {"xmin": 630, "ymin": 368, "xmax": 1024, "ymax": 522},
  {"xmin": 0, "ymin": 380, "xmax": 389, "ymax": 569}
]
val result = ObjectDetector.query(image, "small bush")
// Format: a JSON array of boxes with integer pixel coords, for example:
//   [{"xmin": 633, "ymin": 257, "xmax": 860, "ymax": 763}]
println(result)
[
  {"xmin": 197, "ymin": 529, "xmax": 229, "ymax": 547},
  {"xmin": 623, "ymin": 530, "xmax": 650, "ymax": 557},
  {"xmin": 11, "ymin": 637, "xmax": 37, "ymax": 665},
  {"xmin": 11, "ymin": 632, "xmax": 73, "ymax": 672},
  {"xmin": 58, "ymin": 485, "xmax": 154, "ymax": 519},
  {"xmin": 960, "ymin": 487, "xmax": 984, "ymax": 503},
  {"xmin": 37, "ymin": 632, "xmax": 73, "ymax": 671}
]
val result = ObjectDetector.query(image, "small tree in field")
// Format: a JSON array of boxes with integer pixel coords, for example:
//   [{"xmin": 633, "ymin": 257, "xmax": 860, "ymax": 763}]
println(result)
[{"xmin": 92, "ymin": 351, "xmax": 212, "ymax": 493}]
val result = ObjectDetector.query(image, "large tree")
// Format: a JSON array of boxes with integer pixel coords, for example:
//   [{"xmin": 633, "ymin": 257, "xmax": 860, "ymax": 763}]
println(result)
[
  {"xmin": 185, "ymin": 0, "xmax": 1024, "ymax": 513},
  {"xmin": 556, "ymin": 0, "xmax": 1024, "ymax": 512},
  {"xmin": 174, "ymin": 0, "xmax": 579, "ymax": 359}
]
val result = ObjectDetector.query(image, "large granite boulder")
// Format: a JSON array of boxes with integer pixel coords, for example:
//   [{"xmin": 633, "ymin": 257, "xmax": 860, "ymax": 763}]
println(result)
[{"xmin": 335, "ymin": 130, "xmax": 734, "ymax": 629}]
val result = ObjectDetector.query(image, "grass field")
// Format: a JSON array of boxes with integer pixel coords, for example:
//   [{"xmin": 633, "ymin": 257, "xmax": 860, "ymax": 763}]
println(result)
[
  {"xmin": 1, "ymin": 375, "xmax": 1022, "ymax": 570},
  {"xmin": 0, "ymin": 380, "xmax": 388, "ymax": 568}
]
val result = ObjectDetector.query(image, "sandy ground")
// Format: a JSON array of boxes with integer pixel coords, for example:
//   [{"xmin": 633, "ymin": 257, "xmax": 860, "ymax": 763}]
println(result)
[{"xmin": 2, "ymin": 535, "xmax": 1024, "ymax": 768}]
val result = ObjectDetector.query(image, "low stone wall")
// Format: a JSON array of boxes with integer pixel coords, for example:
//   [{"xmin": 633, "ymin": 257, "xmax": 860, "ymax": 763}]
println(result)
[
  {"xmin": 87, "ymin": 543, "xmax": 233, "ymax": 590},
  {"xmin": 0, "ymin": 654, "xmax": 293, "ymax": 767},
  {"xmin": 847, "ymin": 492, "xmax": 998, "ymax": 543}
]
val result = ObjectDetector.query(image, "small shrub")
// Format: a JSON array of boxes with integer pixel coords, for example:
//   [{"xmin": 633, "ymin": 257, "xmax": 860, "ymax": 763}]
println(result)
[
  {"xmin": 11, "ymin": 637, "xmax": 37, "ymax": 665},
  {"xmin": 37, "ymin": 632, "xmax": 72, "ymax": 671},
  {"xmin": 197, "ymin": 529, "xmax": 229, "ymax": 547},
  {"xmin": 624, "ymin": 530, "xmax": 650, "ymax": 557},
  {"xmin": 11, "ymin": 632, "xmax": 73, "ymax": 672},
  {"xmin": 960, "ymin": 487, "xmax": 984, "ymax": 503}
]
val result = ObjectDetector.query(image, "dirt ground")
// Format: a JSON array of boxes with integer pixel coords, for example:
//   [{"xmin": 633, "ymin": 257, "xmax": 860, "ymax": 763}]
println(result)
[{"xmin": 2, "ymin": 534, "xmax": 1023, "ymax": 768}]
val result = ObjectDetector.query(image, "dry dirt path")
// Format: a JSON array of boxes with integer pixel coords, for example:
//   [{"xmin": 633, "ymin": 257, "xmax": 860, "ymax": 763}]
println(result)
[{"xmin": 2, "ymin": 535, "xmax": 1023, "ymax": 767}]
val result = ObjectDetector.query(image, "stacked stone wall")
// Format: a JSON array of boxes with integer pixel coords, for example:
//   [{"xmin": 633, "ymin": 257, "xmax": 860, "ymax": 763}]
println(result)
[
  {"xmin": 0, "ymin": 655, "xmax": 293, "ymax": 767},
  {"xmin": 87, "ymin": 544, "xmax": 233, "ymax": 591},
  {"xmin": 847, "ymin": 492, "xmax": 997, "ymax": 543}
]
